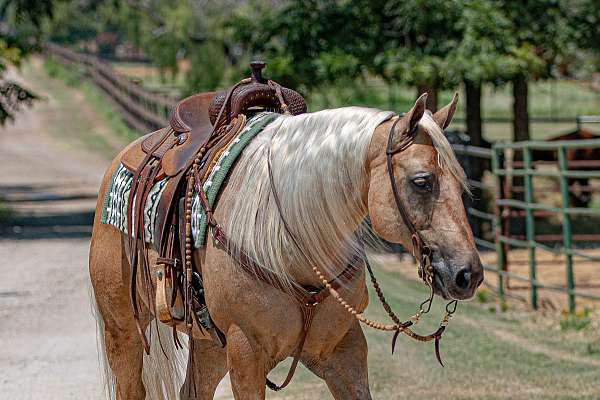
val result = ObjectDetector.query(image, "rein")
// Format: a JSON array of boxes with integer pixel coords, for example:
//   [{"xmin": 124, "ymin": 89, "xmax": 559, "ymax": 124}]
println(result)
[{"xmin": 266, "ymin": 115, "xmax": 459, "ymax": 368}]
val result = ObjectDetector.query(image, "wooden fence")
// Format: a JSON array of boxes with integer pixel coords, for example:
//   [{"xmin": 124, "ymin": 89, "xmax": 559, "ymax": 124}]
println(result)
[{"xmin": 45, "ymin": 43, "xmax": 175, "ymax": 134}]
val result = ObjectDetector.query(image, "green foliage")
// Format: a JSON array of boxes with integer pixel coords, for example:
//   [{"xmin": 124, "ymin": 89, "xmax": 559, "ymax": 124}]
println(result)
[
  {"xmin": 43, "ymin": 1, "xmax": 100, "ymax": 44},
  {"xmin": 185, "ymin": 41, "xmax": 228, "ymax": 94},
  {"xmin": 0, "ymin": 200, "xmax": 10, "ymax": 222},
  {"xmin": 560, "ymin": 307, "xmax": 593, "ymax": 331},
  {"xmin": 44, "ymin": 56, "xmax": 85, "ymax": 85},
  {"xmin": 0, "ymin": 0, "xmax": 56, "ymax": 124},
  {"xmin": 229, "ymin": 0, "xmax": 595, "ymax": 94},
  {"xmin": 476, "ymin": 287, "xmax": 493, "ymax": 303},
  {"xmin": 231, "ymin": 0, "xmax": 386, "ymax": 92}
]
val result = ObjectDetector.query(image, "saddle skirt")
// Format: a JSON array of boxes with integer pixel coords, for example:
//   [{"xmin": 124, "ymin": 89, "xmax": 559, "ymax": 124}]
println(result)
[{"xmin": 101, "ymin": 112, "xmax": 280, "ymax": 247}]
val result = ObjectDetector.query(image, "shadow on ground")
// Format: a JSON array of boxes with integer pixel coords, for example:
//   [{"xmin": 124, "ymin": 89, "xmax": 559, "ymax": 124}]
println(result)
[{"xmin": 0, "ymin": 183, "xmax": 95, "ymax": 240}]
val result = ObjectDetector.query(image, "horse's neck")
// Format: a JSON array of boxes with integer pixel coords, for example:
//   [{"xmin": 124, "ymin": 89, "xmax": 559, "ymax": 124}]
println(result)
[{"xmin": 270, "ymin": 115, "xmax": 375, "ymax": 284}]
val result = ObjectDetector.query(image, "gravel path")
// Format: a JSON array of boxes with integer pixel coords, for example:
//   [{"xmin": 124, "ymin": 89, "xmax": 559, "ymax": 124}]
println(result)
[
  {"xmin": 0, "ymin": 62, "xmax": 114, "ymax": 399},
  {"xmin": 0, "ymin": 60, "xmax": 233, "ymax": 399},
  {"xmin": 0, "ymin": 239, "xmax": 103, "ymax": 399}
]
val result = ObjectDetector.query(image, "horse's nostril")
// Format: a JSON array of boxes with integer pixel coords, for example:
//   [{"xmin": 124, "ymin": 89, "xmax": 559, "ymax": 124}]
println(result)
[{"xmin": 455, "ymin": 268, "xmax": 471, "ymax": 290}]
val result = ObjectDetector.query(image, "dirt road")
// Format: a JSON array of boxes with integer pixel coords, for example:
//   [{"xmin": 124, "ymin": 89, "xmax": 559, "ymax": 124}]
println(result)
[
  {"xmin": 0, "ymin": 59, "xmax": 235, "ymax": 400},
  {"xmin": 0, "ymin": 61, "xmax": 120, "ymax": 399}
]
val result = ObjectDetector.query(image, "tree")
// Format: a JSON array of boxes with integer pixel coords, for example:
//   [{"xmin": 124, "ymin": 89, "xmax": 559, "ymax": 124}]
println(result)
[
  {"xmin": 230, "ymin": 0, "xmax": 387, "ymax": 94},
  {"xmin": 0, "ymin": 0, "xmax": 56, "ymax": 123},
  {"xmin": 445, "ymin": 0, "xmax": 514, "ymax": 147},
  {"xmin": 503, "ymin": 0, "xmax": 575, "ymax": 141},
  {"xmin": 379, "ymin": 0, "xmax": 466, "ymax": 111}
]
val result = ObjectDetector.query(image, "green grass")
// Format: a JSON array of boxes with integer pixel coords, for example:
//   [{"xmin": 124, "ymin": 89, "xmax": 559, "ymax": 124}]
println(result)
[
  {"xmin": 38, "ymin": 57, "xmax": 139, "ymax": 157},
  {"xmin": 0, "ymin": 200, "xmax": 11, "ymax": 222},
  {"xmin": 265, "ymin": 263, "xmax": 600, "ymax": 399},
  {"xmin": 306, "ymin": 79, "xmax": 600, "ymax": 142}
]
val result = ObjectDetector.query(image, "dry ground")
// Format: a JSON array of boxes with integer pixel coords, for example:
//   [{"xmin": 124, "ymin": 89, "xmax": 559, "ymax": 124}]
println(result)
[{"xmin": 0, "ymin": 60, "xmax": 115, "ymax": 399}]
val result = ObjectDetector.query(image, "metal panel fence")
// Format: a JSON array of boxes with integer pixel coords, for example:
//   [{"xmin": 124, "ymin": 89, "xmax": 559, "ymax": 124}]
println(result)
[{"xmin": 491, "ymin": 139, "xmax": 600, "ymax": 312}]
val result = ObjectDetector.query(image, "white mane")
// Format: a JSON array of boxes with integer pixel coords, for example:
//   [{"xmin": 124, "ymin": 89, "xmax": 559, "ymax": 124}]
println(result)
[{"xmin": 220, "ymin": 107, "xmax": 466, "ymax": 289}]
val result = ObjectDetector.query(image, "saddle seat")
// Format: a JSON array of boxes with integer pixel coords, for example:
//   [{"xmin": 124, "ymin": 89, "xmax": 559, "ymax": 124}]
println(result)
[{"xmin": 121, "ymin": 91, "xmax": 217, "ymax": 179}]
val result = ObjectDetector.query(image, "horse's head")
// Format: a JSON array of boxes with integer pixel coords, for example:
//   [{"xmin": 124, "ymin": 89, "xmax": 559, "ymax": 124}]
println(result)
[{"xmin": 366, "ymin": 94, "xmax": 483, "ymax": 300}]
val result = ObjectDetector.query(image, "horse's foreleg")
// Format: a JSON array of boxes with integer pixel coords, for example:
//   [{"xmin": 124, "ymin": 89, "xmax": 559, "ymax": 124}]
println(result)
[
  {"xmin": 90, "ymin": 224, "xmax": 148, "ymax": 400},
  {"xmin": 180, "ymin": 339, "xmax": 228, "ymax": 400},
  {"xmin": 304, "ymin": 321, "xmax": 372, "ymax": 400},
  {"xmin": 227, "ymin": 324, "xmax": 267, "ymax": 400}
]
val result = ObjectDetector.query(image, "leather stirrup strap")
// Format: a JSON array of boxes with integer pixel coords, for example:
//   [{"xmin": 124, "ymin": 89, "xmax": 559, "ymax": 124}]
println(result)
[{"xmin": 126, "ymin": 128, "xmax": 172, "ymax": 353}]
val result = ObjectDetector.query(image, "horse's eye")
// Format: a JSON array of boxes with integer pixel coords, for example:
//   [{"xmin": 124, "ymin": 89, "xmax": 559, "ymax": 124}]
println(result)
[
  {"xmin": 411, "ymin": 175, "xmax": 431, "ymax": 189},
  {"xmin": 413, "ymin": 177, "xmax": 427, "ymax": 187}
]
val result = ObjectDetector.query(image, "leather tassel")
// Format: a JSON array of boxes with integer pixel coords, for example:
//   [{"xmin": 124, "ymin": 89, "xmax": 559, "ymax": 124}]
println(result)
[
  {"xmin": 186, "ymin": 335, "xmax": 197, "ymax": 398},
  {"xmin": 391, "ymin": 329, "xmax": 400, "ymax": 354},
  {"xmin": 434, "ymin": 327, "xmax": 446, "ymax": 367}
]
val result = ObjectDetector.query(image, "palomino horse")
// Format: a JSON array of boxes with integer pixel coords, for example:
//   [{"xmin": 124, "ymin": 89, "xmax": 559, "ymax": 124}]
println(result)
[{"xmin": 89, "ymin": 93, "xmax": 483, "ymax": 399}]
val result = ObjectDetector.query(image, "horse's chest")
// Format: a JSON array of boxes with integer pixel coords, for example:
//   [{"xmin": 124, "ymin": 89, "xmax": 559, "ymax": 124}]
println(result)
[{"xmin": 201, "ymin": 243, "xmax": 366, "ymax": 359}]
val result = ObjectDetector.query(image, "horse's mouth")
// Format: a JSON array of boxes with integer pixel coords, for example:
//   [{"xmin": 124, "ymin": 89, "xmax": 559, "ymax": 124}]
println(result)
[{"xmin": 433, "ymin": 273, "xmax": 452, "ymax": 300}]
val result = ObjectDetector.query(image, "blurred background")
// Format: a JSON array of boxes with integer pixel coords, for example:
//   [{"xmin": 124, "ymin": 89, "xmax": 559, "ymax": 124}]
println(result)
[{"xmin": 0, "ymin": 1, "xmax": 599, "ymax": 399}]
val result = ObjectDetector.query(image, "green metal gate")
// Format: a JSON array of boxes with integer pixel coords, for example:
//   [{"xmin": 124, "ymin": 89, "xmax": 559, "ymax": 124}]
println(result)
[{"xmin": 490, "ymin": 139, "xmax": 600, "ymax": 312}]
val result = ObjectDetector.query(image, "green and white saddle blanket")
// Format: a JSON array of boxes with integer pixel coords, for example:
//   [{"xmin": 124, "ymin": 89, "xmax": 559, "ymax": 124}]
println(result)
[{"xmin": 101, "ymin": 112, "xmax": 279, "ymax": 248}]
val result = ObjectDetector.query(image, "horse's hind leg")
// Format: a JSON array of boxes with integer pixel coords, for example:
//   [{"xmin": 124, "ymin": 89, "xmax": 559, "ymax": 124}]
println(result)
[
  {"xmin": 90, "ymin": 222, "xmax": 148, "ymax": 400},
  {"xmin": 304, "ymin": 321, "xmax": 372, "ymax": 399},
  {"xmin": 180, "ymin": 339, "xmax": 228, "ymax": 400}
]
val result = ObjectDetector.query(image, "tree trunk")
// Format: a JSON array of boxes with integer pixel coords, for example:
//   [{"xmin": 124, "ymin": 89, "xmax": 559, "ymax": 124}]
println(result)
[
  {"xmin": 464, "ymin": 80, "xmax": 484, "ymax": 239},
  {"xmin": 417, "ymin": 84, "xmax": 438, "ymax": 111},
  {"xmin": 465, "ymin": 80, "xmax": 483, "ymax": 146},
  {"xmin": 512, "ymin": 75, "xmax": 530, "ymax": 142},
  {"xmin": 511, "ymin": 75, "xmax": 529, "ymax": 235}
]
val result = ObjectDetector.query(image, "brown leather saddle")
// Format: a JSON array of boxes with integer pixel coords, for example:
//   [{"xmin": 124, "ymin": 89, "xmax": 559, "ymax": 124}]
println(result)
[
  {"xmin": 120, "ymin": 62, "xmax": 306, "ymax": 351},
  {"xmin": 121, "ymin": 61, "xmax": 306, "ymax": 180}
]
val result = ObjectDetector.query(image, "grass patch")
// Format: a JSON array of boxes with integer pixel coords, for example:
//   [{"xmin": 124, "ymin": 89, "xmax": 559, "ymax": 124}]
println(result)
[
  {"xmin": 0, "ymin": 201, "xmax": 11, "ymax": 222},
  {"xmin": 560, "ymin": 308, "xmax": 593, "ymax": 331},
  {"xmin": 43, "ymin": 57, "xmax": 138, "ymax": 149},
  {"xmin": 266, "ymin": 262, "xmax": 600, "ymax": 399}
]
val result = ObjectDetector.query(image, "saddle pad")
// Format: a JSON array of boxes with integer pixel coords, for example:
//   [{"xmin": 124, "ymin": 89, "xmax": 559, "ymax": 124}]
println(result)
[{"xmin": 100, "ymin": 112, "xmax": 280, "ymax": 247}]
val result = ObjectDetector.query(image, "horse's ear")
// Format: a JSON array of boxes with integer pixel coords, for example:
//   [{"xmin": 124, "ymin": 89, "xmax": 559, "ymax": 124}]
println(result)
[
  {"xmin": 433, "ymin": 92, "xmax": 459, "ymax": 130},
  {"xmin": 406, "ymin": 93, "xmax": 428, "ymax": 132}
]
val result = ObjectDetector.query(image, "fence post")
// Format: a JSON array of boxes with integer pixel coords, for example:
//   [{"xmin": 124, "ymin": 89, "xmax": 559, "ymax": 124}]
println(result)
[
  {"xmin": 558, "ymin": 147, "xmax": 576, "ymax": 312},
  {"xmin": 523, "ymin": 146, "xmax": 538, "ymax": 309},
  {"xmin": 492, "ymin": 146, "xmax": 505, "ymax": 300}
]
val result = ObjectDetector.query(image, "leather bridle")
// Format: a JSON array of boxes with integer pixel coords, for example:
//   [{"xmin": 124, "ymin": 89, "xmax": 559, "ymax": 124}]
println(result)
[{"xmin": 386, "ymin": 117, "xmax": 434, "ymax": 282}]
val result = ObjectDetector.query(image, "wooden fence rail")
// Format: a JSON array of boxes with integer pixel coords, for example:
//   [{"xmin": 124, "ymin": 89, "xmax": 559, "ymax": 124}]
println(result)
[{"xmin": 45, "ymin": 43, "xmax": 176, "ymax": 134}]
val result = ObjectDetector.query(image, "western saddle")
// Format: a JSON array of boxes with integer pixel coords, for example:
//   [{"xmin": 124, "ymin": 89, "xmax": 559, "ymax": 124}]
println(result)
[{"xmin": 120, "ymin": 62, "xmax": 306, "ymax": 351}]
